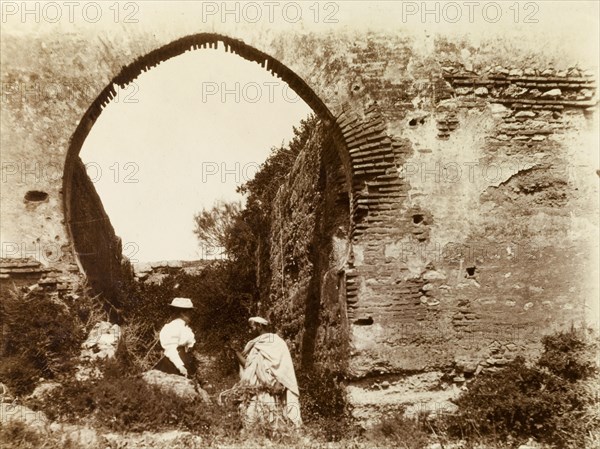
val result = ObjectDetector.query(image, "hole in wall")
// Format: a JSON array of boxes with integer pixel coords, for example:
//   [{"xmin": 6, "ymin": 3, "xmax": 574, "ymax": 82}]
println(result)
[
  {"xmin": 24, "ymin": 191, "xmax": 49, "ymax": 202},
  {"xmin": 412, "ymin": 214, "xmax": 424, "ymax": 224},
  {"xmin": 354, "ymin": 317, "xmax": 374, "ymax": 326},
  {"xmin": 76, "ymin": 43, "xmax": 314, "ymax": 263},
  {"xmin": 62, "ymin": 34, "xmax": 354, "ymax": 335},
  {"xmin": 408, "ymin": 116, "xmax": 426, "ymax": 127},
  {"xmin": 466, "ymin": 266, "xmax": 476, "ymax": 277}
]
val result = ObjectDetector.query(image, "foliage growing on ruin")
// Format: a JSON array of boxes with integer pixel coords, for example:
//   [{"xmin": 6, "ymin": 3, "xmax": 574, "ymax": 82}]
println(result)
[
  {"xmin": 189, "ymin": 113, "xmax": 355, "ymax": 436},
  {"xmin": 187, "ymin": 114, "xmax": 318, "ymax": 316},
  {"xmin": 445, "ymin": 326, "xmax": 599, "ymax": 448},
  {"xmin": 364, "ymin": 409, "xmax": 431, "ymax": 449},
  {"xmin": 0, "ymin": 287, "xmax": 97, "ymax": 396},
  {"xmin": 298, "ymin": 369, "xmax": 355, "ymax": 442}
]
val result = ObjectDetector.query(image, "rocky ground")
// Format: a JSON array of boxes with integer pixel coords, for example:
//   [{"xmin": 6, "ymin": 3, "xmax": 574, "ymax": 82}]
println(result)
[
  {"xmin": 0, "ymin": 403, "xmax": 549, "ymax": 449},
  {"xmin": 0, "ymin": 382, "xmax": 552, "ymax": 449},
  {"xmin": 1, "ymin": 318, "xmax": 591, "ymax": 449}
]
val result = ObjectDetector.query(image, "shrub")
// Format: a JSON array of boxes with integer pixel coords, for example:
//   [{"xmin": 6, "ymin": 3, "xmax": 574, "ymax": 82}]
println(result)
[
  {"xmin": 445, "ymin": 326, "xmax": 599, "ymax": 448},
  {"xmin": 298, "ymin": 369, "xmax": 355, "ymax": 442},
  {"xmin": 0, "ymin": 358, "xmax": 42, "ymax": 397},
  {"xmin": 364, "ymin": 409, "xmax": 431, "ymax": 449},
  {"xmin": 0, "ymin": 288, "xmax": 87, "ymax": 396},
  {"xmin": 538, "ymin": 327, "xmax": 598, "ymax": 382},
  {"xmin": 36, "ymin": 361, "xmax": 214, "ymax": 433},
  {"xmin": 0, "ymin": 421, "xmax": 80, "ymax": 449},
  {"xmin": 112, "ymin": 321, "xmax": 157, "ymax": 374}
]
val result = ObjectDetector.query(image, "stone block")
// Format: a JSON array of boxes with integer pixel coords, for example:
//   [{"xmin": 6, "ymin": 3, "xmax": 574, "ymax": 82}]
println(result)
[
  {"xmin": 541, "ymin": 88, "xmax": 562, "ymax": 98},
  {"xmin": 515, "ymin": 110, "xmax": 536, "ymax": 118},
  {"xmin": 142, "ymin": 370, "xmax": 211, "ymax": 402}
]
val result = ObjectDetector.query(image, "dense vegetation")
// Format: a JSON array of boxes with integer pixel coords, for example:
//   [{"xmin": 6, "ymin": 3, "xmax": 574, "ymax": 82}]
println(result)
[
  {"xmin": 0, "ymin": 287, "xmax": 96, "ymax": 396},
  {"xmin": 443, "ymin": 327, "xmax": 599, "ymax": 448},
  {"xmin": 192, "ymin": 114, "xmax": 318, "ymax": 304},
  {"xmin": 1, "ymin": 113, "xmax": 598, "ymax": 448}
]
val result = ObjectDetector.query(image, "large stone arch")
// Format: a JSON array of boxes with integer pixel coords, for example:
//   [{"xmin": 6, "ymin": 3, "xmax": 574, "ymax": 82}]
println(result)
[
  {"xmin": 60, "ymin": 32, "xmax": 408, "ymax": 312},
  {"xmin": 63, "ymin": 33, "xmax": 347, "ymax": 217},
  {"xmin": 3, "ymin": 19, "xmax": 595, "ymax": 422}
]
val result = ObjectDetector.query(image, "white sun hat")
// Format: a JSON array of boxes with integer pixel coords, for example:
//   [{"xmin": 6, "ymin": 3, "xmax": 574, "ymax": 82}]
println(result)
[
  {"xmin": 248, "ymin": 316, "xmax": 269, "ymax": 325},
  {"xmin": 169, "ymin": 297, "xmax": 194, "ymax": 309}
]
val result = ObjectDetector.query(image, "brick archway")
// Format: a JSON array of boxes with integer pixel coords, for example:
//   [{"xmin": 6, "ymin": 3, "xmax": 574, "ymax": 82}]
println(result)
[
  {"xmin": 63, "ymin": 34, "xmax": 347, "ymax": 303},
  {"xmin": 61, "ymin": 33, "xmax": 407, "ymax": 295},
  {"xmin": 5, "ymin": 19, "xmax": 595, "ymax": 423}
]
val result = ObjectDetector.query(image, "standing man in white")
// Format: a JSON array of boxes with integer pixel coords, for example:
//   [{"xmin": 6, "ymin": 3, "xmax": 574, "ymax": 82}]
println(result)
[{"xmin": 231, "ymin": 317, "xmax": 302, "ymax": 428}]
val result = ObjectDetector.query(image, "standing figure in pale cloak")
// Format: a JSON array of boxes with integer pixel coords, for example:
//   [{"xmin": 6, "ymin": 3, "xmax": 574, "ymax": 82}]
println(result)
[{"xmin": 231, "ymin": 317, "xmax": 302, "ymax": 429}]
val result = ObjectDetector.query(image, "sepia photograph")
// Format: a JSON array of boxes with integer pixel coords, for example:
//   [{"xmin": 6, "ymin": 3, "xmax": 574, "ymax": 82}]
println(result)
[{"xmin": 1, "ymin": 1, "xmax": 599, "ymax": 448}]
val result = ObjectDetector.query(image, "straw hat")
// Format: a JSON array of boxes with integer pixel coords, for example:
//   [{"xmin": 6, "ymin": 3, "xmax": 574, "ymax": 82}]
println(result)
[
  {"xmin": 169, "ymin": 297, "xmax": 194, "ymax": 309},
  {"xmin": 248, "ymin": 316, "xmax": 269, "ymax": 325}
]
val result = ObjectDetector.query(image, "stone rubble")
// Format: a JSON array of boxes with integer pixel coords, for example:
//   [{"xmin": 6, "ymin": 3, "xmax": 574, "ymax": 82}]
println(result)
[
  {"xmin": 132, "ymin": 260, "xmax": 208, "ymax": 284},
  {"xmin": 142, "ymin": 369, "xmax": 211, "ymax": 403},
  {"xmin": 75, "ymin": 321, "xmax": 122, "ymax": 381},
  {"xmin": 27, "ymin": 381, "xmax": 61, "ymax": 401}
]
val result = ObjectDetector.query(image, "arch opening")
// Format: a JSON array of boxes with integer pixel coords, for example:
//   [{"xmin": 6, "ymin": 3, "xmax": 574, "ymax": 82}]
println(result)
[{"xmin": 62, "ymin": 34, "xmax": 354, "ymax": 322}]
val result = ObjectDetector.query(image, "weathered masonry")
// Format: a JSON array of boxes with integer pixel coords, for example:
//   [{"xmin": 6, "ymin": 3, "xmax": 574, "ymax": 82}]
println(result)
[{"xmin": 1, "ymin": 21, "xmax": 598, "ymax": 421}]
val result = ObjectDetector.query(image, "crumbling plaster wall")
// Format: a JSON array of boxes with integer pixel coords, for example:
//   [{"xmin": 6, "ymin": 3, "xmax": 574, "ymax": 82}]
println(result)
[{"xmin": 1, "ymin": 17, "xmax": 598, "ymax": 421}]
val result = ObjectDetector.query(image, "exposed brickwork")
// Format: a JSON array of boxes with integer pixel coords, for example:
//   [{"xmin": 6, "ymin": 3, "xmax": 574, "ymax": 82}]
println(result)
[
  {"xmin": 445, "ymin": 67, "xmax": 596, "ymax": 107},
  {"xmin": 1, "ymin": 25, "xmax": 597, "ymax": 422},
  {"xmin": 337, "ymin": 105, "xmax": 409, "ymax": 238},
  {"xmin": 0, "ymin": 258, "xmax": 79, "ymax": 291},
  {"xmin": 0, "ymin": 258, "xmax": 49, "ymax": 281}
]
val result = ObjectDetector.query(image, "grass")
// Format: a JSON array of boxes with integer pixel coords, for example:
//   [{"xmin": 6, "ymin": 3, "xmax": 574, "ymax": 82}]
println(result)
[
  {"xmin": 441, "ymin": 326, "xmax": 599, "ymax": 449},
  {"xmin": 3, "ymin": 280, "xmax": 598, "ymax": 449},
  {"xmin": 0, "ymin": 421, "xmax": 80, "ymax": 449}
]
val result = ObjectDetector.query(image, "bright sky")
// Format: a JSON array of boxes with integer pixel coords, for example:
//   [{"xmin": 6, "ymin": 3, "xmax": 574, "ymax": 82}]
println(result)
[
  {"xmin": 71, "ymin": 1, "xmax": 599, "ymax": 264},
  {"xmin": 80, "ymin": 44, "xmax": 311, "ymax": 262}
]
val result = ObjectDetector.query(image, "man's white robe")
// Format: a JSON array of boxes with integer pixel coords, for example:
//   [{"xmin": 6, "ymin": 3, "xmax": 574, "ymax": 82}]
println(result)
[{"xmin": 239, "ymin": 333, "xmax": 302, "ymax": 427}]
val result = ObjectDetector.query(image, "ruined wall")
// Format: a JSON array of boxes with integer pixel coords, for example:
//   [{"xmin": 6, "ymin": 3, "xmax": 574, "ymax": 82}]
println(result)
[
  {"xmin": 398, "ymin": 67, "xmax": 599, "ymax": 378},
  {"xmin": 132, "ymin": 260, "xmax": 208, "ymax": 285},
  {"xmin": 266, "ymin": 121, "xmax": 351, "ymax": 375},
  {"xmin": 336, "ymin": 36, "xmax": 598, "ymax": 421},
  {"xmin": 1, "ymin": 16, "xmax": 598, "ymax": 423}
]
